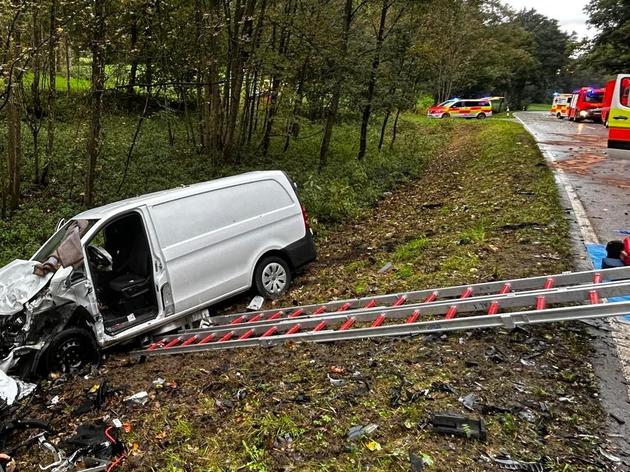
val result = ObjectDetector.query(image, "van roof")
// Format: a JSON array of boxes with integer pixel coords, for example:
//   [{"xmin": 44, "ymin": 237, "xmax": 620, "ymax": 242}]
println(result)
[{"xmin": 74, "ymin": 170, "xmax": 289, "ymax": 220}]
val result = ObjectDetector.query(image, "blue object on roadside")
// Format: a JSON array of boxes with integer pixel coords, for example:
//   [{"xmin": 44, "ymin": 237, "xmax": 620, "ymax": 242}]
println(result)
[{"xmin": 585, "ymin": 243, "xmax": 630, "ymax": 324}]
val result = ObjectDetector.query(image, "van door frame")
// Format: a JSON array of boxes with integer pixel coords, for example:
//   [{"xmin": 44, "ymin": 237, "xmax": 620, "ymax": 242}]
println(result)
[{"xmin": 81, "ymin": 207, "xmax": 170, "ymax": 338}]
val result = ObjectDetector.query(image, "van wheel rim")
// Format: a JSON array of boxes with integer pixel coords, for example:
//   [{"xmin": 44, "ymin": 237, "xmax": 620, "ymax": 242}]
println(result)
[
  {"xmin": 262, "ymin": 263, "xmax": 287, "ymax": 294},
  {"xmin": 56, "ymin": 339, "xmax": 84, "ymax": 371}
]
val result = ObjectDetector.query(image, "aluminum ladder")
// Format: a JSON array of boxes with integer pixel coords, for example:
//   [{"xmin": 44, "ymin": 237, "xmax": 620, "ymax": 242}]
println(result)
[{"xmin": 135, "ymin": 266, "xmax": 630, "ymax": 357}]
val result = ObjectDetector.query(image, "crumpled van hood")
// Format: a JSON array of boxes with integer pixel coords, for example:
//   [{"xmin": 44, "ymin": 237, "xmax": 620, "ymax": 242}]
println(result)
[{"xmin": 0, "ymin": 260, "xmax": 54, "ymax": 317}]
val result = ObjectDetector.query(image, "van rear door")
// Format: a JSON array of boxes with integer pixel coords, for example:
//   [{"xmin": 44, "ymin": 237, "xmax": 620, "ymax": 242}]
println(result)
[{"xmin": 608, "ymin": 74, "xmax": 630, "ymax": 150}]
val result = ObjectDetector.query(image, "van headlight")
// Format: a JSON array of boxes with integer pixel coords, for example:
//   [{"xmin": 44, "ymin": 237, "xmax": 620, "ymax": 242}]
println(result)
[{"xmin": 580, "ymin": 110, "xmax": 588, "ymax": 117}]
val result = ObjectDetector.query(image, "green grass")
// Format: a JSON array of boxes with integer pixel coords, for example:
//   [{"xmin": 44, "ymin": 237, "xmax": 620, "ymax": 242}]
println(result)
[{"xmin": 526, "ymin": 103, "xmax": 552, "ymax": 111}]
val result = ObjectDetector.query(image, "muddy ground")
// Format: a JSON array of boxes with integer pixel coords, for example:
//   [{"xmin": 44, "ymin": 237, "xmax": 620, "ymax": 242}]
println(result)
[{"xmin": 5, "ymin": 120, "xmax": 627, "ymax": 471}]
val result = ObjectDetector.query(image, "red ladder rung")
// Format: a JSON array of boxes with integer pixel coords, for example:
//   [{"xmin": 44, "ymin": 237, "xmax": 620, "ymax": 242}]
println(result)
[
  {"xmin": 289, "ymin": 308, "xmax": 304, "ymax": 318},
  {"xmin": 425, "ymin": 292, "xmax": 438, "ymax": 303},
  {"xmin": 371, "ymin": 314, "xmax": 386, "ymax": 327},
  {"xmin": 147, "ymin": 338, "xmax": 167, "ymax": 351},
  {"xmin": 267, "ymin": 311, "xmax": 284, "ymax": 321},
  {"xmin": 261, "ymin": 327, "xmax": 278, "ymax": 337},
  {"xmin": 238, "ymin": 329, "xmax": 255, "ymax": 340},
  {"xmin": 337, "ymin": 302, "xmax": 352, "ymax": 311},
  {"xmin": 364, "ymin": 299, "xmax": 378, "ymax": 309},
  {"xmin": 593, "ymin": 272, "xmax": 602, "ymax": 284},
  {"xmin": 535, "ymin": 295, "xmax": 546, "ymax": 311},
  {"xmin": 487, "ymin": 301, "xmax": 500, "ymax": 316},
  {"xmin": 313, "ymin": 320, "xmax": 327, "ymax": 332},
  {"xmin": 230, "ymin": 315, "xmax": 247, "ymax": 325},
  {"xmin": 339, "ymin": 317, "xmax": 355, "ymax": 331},
  {"xmin": 392, "ymin": 295, "xmax": 407, "ymax": 307},
  {"xmin": 312, "ymin": 306, "xmax": 327, "ymax": 315},
  {"xmin": 589, "ymin": 290, "xmax": 600, "ymax": 305},
  {"xmin": 218, "ymin": 331, "xmax": 234, "ymax": 342},
  {"xmin": 181, "ymin": 335, "xmax": 198, "ymax": 346},
  {"xmin": 286, "ymin": 324, "xmax": 301, "ymax": 335},
  {"xmin": 198, "ymin": 333, "xmax": 216, "ymax": 344},
  {"xmin": 248, "ymin": 314, "xmax": 264, "ymax": 323},
  {"xmin": 406, "ymin": 310, "xmax": 421, "ymax": 323},
  {"xmin": 543, "ymin": 278, "xmax": 555, "ymax": 289},
  {"xmin": 164, "ymin": 337, "xmax": 182, "ymax": 348}
]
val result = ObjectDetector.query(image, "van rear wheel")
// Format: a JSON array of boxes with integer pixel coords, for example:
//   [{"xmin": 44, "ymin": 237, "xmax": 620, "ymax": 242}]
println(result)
[
  {"xmin": 254, "ymin": 256, "xmax": 292, "ymax": 299},
  {"xmin": 476, "ymin": 113, "xmax": 486, "ymax": 120}
]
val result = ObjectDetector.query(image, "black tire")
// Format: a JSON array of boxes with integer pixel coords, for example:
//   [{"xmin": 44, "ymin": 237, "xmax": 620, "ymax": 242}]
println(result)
[
  {"xmin": 556, "ymin": 113, "xmax": 562, "ymax": 119},
  {"xmin": 41, "ymin": 328, "xmax": 99, "ymax": 375},
  {"xmin": 441, "ymin": 113, "xmax": 450, "ymax": 119},
  {"xmin": 476, "ymin": 113, "xmax": 486, "ymax": 120},
  {"xmin": 253, "ymin": 255, "xmax": 292, "ymax": 299}
]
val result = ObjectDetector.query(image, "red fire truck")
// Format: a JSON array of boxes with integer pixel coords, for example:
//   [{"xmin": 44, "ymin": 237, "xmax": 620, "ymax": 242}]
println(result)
[{"xmin": 568, "ymin": 87, "xmax": 605, "ymax": 123}]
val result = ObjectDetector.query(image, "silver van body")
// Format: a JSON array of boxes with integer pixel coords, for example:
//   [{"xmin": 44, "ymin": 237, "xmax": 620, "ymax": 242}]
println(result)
[{"xmin": 0, "ymin": 171, "xmax": 315, "ymax": 375}]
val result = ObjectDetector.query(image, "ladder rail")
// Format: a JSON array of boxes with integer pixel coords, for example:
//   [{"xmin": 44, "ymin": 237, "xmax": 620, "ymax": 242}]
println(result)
[
  {"xmin": 137, "ymin": 300, "xmax": 630, "ymax": 356},
  {"xmin": 209, "ymin": 266, "xmax": 629, "ymax": 325},
  {"xmin": 158, "ymin": 279, "xmax": 627, "ymax": 340},
  {"xmin": 137, "ymin": 280, "xmax": 630, "ymax": 354}
]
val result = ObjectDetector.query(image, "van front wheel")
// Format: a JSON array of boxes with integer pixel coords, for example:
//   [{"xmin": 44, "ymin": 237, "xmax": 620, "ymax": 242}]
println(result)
[
  {"xmin": 254, "ymin": 256, "xmax": 292, "ymax": 299},
  {"xmin": 41, "ymin": 328, "xmax": 99, "ymax": 375}
]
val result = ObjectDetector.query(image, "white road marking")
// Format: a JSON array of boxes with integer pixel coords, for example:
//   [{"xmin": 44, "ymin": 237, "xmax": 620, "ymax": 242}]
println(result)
[{"xmin": 516, "ymin": 115, "xmax": 599, "ymax": 245}]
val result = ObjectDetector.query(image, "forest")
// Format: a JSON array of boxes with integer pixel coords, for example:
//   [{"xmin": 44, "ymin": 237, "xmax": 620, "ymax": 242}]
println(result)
[{"xmin": 0, "ymin": 0, "xmax": 625, "ymax": 261}]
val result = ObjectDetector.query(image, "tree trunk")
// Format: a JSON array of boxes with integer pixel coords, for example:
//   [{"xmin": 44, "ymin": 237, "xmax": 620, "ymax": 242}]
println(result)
[
  {"xmin": 31, "ymin": 4, "xmax": 43, "ymax": 184},
  {"xmin": 42, "ymin": 0, "xmax": 57, "ymax": 186},
  {"xmin": 6, "ymin": 22, "xmax": 22, "ymax": 215},
  {"xmin": 65, "ymin": 33, "xmax": 71, "ymax": 93},
  {"xmin": 85, "ymin": 0, "xmax": 106, "ymax": 208},
  {"xmin": 390, "ymin": 108, "xmax": 400, "ymax": 148},
  {"xmin": 319, "ymin": 0, "xmax": 353, "ymax": 167},
  {"xmin": 127, "ymin": 14, "xmax": 139, "ymax": 95},
  {"xmin": 357, "ymin": 0, "xmax": 389, "ymax": 161},
  {"xmin": 378, "ymin": 109, "xmax": 390, "ymax": 151}
]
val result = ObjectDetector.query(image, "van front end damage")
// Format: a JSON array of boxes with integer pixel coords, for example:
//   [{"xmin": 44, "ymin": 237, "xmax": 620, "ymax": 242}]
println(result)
[{"xmin": 0, "ymin": 261, "xmax": 99, "ymax": 376}]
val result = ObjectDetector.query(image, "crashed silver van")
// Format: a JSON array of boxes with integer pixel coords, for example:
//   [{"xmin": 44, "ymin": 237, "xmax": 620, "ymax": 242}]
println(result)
[{"xmin": 0, "ymin": 171, "xmax": 315, "ymax": 376}]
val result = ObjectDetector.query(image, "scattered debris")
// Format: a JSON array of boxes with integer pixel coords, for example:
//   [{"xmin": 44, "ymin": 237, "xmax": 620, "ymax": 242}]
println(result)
[
  {"xmin": 365, "ymin": 440, "xmax": 381, "ymax": 451},
  {"xmin": 124, "ymin": 391, "xmax": 149, "ymax": 406},
  {"xmin": 430, "ymin": 413, "xmax": 486, "ymax": 441},
  {"xmin": 518, "ymin": 408, "xmax": 536, "ymax": 423},
  {"xmin": 378, "ymin": 262, "xmax": 393, "ymax": 274},
  {"xmin": 493, "ymin": 454, "xmax": 546, "ymax": 471},
  {"xmin": 599, "ymin": 447, "xmax": 621, "ymax": 463},
  {"xmin": 0, "ymin": 370, "xmax": 35, "ymax": 409},
  {"xmin": 409, "ymin": 451, "xmax": 434, "ymax": 471},
  {"xmin": 152, "ymin": 378, "xmax": 165, "ymax": 388},
  {"xmin": 327, "ymin": 374, "xmax": 345, "ymax": 387},
  {"xmin": 347, "ymin": 423, "xmax": 378, "ymax": 441},
  {"xmin": 458, "ymin": 393, "xmax": 476, "ymax": 411},
  {"xmin": 247, "ymin": 295, "xmax": 264, "ymax": 311}
]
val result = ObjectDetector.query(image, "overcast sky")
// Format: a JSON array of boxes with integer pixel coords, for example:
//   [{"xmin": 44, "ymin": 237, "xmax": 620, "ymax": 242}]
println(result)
[{"xmin": 502, "ymin": 0, "xmax": 595, "ymax": 39}]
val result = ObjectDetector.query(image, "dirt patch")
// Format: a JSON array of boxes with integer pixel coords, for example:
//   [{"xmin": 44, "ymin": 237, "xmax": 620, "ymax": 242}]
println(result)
[
  {"xmin": 552, "ymin": 153, "xmax": 607, "ymax": 175},
  {"xmin": 5, "ymin": 121, "xmax": 623, "ymax": 471}
]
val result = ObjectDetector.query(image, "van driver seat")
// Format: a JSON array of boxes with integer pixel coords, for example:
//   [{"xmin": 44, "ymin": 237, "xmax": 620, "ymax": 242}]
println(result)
[{"xmin": 108, "ymin": 236, "xmax": 152, "ymax": 311}]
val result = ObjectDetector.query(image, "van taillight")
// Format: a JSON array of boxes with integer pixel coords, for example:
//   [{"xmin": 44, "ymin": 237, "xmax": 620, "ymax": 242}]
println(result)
[{"xmin": 301, "ymin": 205, "xmax": 310, "ymax": 231}]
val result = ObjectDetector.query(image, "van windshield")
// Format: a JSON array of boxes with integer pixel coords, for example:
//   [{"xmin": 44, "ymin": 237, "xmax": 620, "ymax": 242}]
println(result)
[
  {"xmin": 438, "ymin": 99, "xmax": 457, "ymax": 107},
  {"xmin": 32, "ymin": 219, "xmax": 97, "ymax": 263},
  {"xmin": 584, "ymin": 92, "xmax": 603, "ymax": 103}
]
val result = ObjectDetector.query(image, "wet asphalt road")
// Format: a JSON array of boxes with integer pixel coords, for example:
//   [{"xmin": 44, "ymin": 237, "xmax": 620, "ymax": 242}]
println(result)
[
  {"xmin": 516, "ymin": 111, "xmax": 630, "ymax": 462},
  {"xmin": 515, "ymin": 111, "xmax": 630, "ymax": 243}
]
